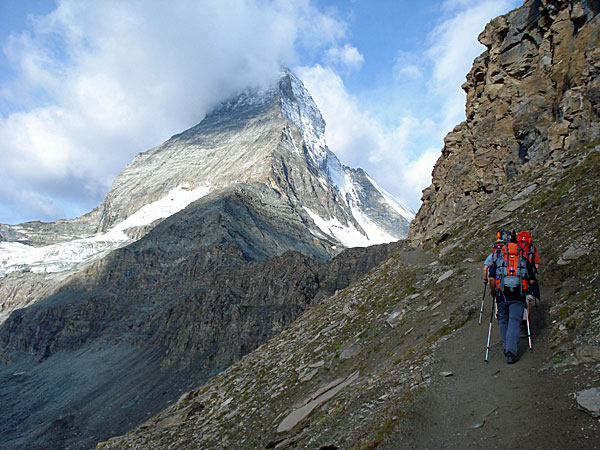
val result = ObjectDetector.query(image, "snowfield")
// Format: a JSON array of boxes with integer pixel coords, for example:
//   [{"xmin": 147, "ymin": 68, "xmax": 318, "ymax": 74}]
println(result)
[{"xmin": 0, "ymin": 183, "xmax": 210, "ymax": 277}]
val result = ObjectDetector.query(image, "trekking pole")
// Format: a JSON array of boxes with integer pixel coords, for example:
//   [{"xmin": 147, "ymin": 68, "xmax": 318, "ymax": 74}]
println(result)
[
  {"xmin": 478, "ymin": 280, "xmax": 487, "ymax": 325},
  {"xmin": 484, "ymin": 293, "xmax": 496, "ymax": 363},
  {"xmin": 525, "ymin": 300, "xmax": 532, "ymax": 351}
]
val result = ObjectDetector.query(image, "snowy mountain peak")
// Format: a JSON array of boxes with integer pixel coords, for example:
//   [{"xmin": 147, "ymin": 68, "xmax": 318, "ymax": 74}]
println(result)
[
  {"xmin": 278, "ymin": 69, "xmax": 328, "ymax": 168},
  {"xmin": 0, "ymin": 68, "xmax": 413, "ymax": 308},
  {"xmin": 274, "ymin": 69, "xmax": 414, "ymax": 245}
]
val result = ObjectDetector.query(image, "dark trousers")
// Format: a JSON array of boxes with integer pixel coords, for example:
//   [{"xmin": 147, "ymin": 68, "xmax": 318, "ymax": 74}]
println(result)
[{"xmin": 497, "ymin": 294, "xmax": 525, "ymax": 356}]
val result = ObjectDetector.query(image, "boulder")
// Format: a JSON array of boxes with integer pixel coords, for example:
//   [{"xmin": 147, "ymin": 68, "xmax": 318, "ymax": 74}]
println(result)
[{"xmin": 576, "ymin": 388, "xmax": 600, "ymax": 418}]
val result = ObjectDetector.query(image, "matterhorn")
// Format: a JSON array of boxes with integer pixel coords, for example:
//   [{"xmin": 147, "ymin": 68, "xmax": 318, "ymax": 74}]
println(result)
[{"xmin": 0, "ymin": 68, "xmax": 412, "ymax": 449}]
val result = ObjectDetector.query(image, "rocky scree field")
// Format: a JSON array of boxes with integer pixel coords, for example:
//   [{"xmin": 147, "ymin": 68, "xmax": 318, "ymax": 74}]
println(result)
[{"xmin": 96, "ymin": 143, "xmax": 600, "ymax": 450}]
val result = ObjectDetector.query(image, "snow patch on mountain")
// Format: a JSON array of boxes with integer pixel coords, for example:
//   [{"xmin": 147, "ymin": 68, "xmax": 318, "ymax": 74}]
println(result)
[
  {"xmin": 0, "ymin": 183, "xmax": 210, "ymax": 277},
  {"xmin": 323, "ymin": 149, "xmax": 346, "ymax": 190},
  {"xmin": 366, "ymin": 175, "xmax": 415, "ymax": 222},
  {"xmin": 304, "ymin": 207, "xmax": 371, "ymax": 248},
  {"xmin": 304, "ymin": 207, "xmax": 396, "ymax": 248},
  {"xmin": 110, "ymin": 181, "xmax": 211, "ymax": 238}
]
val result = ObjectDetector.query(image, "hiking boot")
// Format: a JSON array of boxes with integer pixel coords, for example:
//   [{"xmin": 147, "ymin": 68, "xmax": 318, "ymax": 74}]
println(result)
[{"xmin": 506, "ymin": 353, "xmax": 519, "ymax": 364}]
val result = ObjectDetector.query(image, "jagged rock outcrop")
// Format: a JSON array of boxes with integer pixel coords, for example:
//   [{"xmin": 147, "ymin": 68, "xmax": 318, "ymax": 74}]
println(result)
[{"xmin": 409, "ymin": 0, "xmax": 600, "ymax": 244}]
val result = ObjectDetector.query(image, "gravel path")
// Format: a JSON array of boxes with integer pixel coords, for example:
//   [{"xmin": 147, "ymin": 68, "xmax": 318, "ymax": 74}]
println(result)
[{"xmin": 385, "ymin": 261, "xmax": 600, "ymax": 449}]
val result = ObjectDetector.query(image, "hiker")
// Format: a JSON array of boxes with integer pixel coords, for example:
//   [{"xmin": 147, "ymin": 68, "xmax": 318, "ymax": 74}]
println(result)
[
  {"xmin": 487, "ymin": 231, "xmax": 536, "ymax": 364},
  {"xmin": 517, "ymin": 230, "xmax": 541, "ymax": 298},
  {"xmin": 483, "ymin": 230, "xmax": 512, "ymax": 284},
  {"xmin": 516, "ymin": 231, "xmax": 542, "ymax": 338}
]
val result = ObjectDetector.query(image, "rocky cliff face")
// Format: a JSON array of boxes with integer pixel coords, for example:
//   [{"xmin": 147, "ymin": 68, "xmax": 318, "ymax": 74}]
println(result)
[{"xmin": 409, "ymin": 0, "xmax": 600, "ymax": 244}]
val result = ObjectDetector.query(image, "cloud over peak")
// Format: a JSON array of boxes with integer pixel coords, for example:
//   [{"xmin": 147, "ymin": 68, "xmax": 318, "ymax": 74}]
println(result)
[
  {"xmin": 325, "ymin": 44, "xmax": 364, "ymax": 71},
  {"xmin": 0, "ymin": 0, "xmax": 345, "ymax": 224}
]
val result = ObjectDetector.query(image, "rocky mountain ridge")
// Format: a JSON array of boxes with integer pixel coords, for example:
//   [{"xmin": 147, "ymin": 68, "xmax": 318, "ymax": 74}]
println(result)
[
  {"xmin": 0, "ymin": 182, "xmax": 404, "ymax": 450},
  {"xmin": 409, "ymin": 0, "xmax": 600, "ymax": 244}
]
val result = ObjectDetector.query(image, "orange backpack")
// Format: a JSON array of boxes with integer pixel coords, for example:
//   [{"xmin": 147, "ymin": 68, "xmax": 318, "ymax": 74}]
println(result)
[{"xmin": 492, "ymin": 241, "xmax": 528, "ymax": 294}]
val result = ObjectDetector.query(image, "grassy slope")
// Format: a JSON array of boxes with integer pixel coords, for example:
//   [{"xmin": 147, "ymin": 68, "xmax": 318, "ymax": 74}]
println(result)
[{"xmin": 434, "ymin": 141, "xmax": 600, "ymax": 353}]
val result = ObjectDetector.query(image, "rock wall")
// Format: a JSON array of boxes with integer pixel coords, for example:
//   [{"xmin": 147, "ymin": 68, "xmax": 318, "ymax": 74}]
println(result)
[{"xmin": 409, "ymin": 0, "xmax": 600, "ymax": 244}]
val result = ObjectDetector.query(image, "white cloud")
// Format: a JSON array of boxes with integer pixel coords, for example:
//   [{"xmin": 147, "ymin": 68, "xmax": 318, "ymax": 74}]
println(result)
[
  {"xmin": 295, "ymin": 1, "xmax": 521, "ymax": 211},
  {"xmin": 324, "ymin": 44, "xmax": 364, "ymax": 71},
  {"xmin": 402, "ymin": 148, "xmax": 440, "ymax": 202},
  {"xmin": 393, "ymin": 51, "xmax": 423, "ymax": 80},
  {"xmin": 0, "ymin": 0, "xmax": 522, "ymax": 224},
  {"xmin": 426, "ymin": 0, "xmax": 521, "ymax": 133},
  {"xmin": 0, "ymin": 0, "xmax": 346, "ymax": 224}
]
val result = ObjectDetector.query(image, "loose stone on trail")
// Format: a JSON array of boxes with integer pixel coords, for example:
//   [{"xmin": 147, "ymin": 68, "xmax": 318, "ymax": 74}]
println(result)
[
  {"xmin": 499, "ymin": 198, "xmax": 529, "ymax": 212},
  {"xmin": 436, "ymin": 270, "xmax": 454, "ymax": 284},
  {"xmin": 300, "ymin": 368, "xmax": 319, "ymax": 382},
  {"xmin": 386, "ymin": 307, "xmax": 406, "ymax": 328},
  {"xmin": 430, "ymin": 301, "xmax": 442, "ymax": 310},
  {"xmin": 576, "ymin": 387, "xmax": 600, "ymax": 418},
  {"xmin": 277, "ymin": 372, "xmax": 359, "ymax": 433},
  {"xmin": 339, "ymin": 344, "xmax": 361, "ymax": 360},
  {"xmin": 514, "ymin": 183, "xmax": 539, "ymax": 199},
  {"xmin": 557, "ymin": 242, "xmax": 590, "ymax": 265}
]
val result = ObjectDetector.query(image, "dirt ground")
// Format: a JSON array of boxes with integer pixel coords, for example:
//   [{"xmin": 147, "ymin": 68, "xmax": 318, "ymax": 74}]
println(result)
[{"xmin": 384, "ymin": 261, "xmax": 600, "ymax": 450}]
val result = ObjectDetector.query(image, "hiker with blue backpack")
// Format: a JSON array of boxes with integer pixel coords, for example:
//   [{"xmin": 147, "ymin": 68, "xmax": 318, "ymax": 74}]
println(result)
[{"xmin": 485, "ymin": 230, "xmax": 537, "ymax": 364}]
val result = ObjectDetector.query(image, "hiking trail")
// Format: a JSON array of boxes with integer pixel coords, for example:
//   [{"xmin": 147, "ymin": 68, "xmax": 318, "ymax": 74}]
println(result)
[{"xmin": 384, "ymin": 258, "xmax": 600, "ymax": 449}]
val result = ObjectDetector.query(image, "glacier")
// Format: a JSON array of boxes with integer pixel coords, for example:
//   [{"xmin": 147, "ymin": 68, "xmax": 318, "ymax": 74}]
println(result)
[{"xmin": 0, "ymin": 183, "xmax": 210, "ymax": 277}]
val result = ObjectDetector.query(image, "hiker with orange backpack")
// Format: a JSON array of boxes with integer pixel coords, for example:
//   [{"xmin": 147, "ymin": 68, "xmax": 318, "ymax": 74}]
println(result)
[
  {"xmin": 517, "ymin": 230, "xmax": 541, "ymax": 298},
  {"xmin": 516, "ymin": 231, "xmax": 542, "ymax": 338},
  {"xmin": 481, "ymin": 231, "xmax": 512, "ymax": 325},
  {"xmin": 487, "ymin": 230, "xmax": 536, "ymax": 364},
  {"xmin": 483, "ymin": 231, "xmax": 510, "ymax": 282}
]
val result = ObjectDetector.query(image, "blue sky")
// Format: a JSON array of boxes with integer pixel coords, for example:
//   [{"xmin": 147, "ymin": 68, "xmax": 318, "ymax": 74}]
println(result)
[{"xmin": 0, "ymin": 0, "xmax": 521, "ymax": 225}]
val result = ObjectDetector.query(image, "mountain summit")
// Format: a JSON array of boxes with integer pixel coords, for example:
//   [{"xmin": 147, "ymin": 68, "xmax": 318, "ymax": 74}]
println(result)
[
  {"xmin": 93, "ymin": 68, "xmax": 412, "ymax": 245},
  {"xmin": 0, "ymin": 68, "xmax": 412, "ymax": 320}
]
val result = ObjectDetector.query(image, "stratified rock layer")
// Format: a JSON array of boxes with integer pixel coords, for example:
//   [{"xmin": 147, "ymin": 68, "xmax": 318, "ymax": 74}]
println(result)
[{"xmin": 409, "ymin": 0, "xmax": 600, "ymax": 244}]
